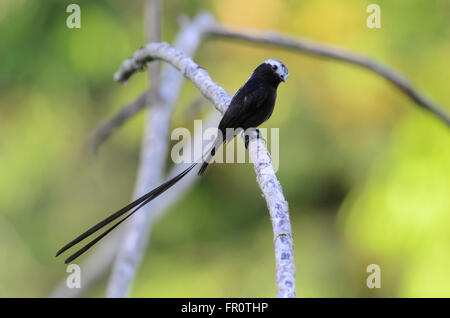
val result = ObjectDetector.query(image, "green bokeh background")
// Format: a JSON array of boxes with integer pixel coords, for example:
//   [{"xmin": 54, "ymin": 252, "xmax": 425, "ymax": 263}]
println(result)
[{"xmin": 0, "ymin": 0, "xmax": 449, "ymax": 297}]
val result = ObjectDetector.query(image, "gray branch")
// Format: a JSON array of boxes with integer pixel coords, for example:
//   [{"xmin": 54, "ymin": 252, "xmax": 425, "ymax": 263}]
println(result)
[
  {"xmin": 207, "ymin": 25, "xmax": 449, "ymax": 126},
  {"xmin": 114, "ymin": 42, "xmax": 296, "ymax": 297},
  {"xmin": 105, "ymin": 0, "xmax": 164, "ymax": 298},
  {"xmin": 87, "ymin": 91, "xmax": 150, "ymax": 153},
  {"xmin": 49, "ymin": 12, "xmax": 216, "ymax": 299},
  {"xmin": 105, "ymin": 11, "xmax": 216, "ymax": 298},
  {"xmin": 97, "ymin": 23, "xmax": 448, "ymax": 146}
]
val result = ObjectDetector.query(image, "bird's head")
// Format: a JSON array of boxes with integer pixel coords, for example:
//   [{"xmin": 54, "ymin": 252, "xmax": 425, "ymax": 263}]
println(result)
[{"xmin": 263, "ymin": 59, "xmax": 289, "ymax": 82}]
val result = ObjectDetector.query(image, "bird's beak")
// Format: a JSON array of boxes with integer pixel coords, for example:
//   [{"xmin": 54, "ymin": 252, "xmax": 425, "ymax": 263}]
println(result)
[{"xmin": 281, "ymin": 76, "xmax": 286, "ymax": 82}]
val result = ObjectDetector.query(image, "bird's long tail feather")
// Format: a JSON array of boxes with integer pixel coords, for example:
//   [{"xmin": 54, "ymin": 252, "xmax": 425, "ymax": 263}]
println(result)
[
  {"xmin": 56, "ymin": 163, "xmax": 198, "ymax": 264},
  {"xmin": 198, "ymin": 147, "xmax": 215, "ymax": 176},
  {"xmin": 198, "ymin": 136, "xmax": 226, "ymax": 176}
]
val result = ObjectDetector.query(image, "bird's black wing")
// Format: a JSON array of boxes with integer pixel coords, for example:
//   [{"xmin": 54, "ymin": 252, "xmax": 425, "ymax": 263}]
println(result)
[
  {"xmin": 198, "ymin": 83, "xmax": 269, "ymax": 176},
  {"xmin": 218, "ymin": 81, "xmax": 269, "ymax": 133}
]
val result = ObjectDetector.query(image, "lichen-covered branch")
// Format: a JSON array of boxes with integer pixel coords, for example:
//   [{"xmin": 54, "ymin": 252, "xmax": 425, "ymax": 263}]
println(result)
[
  {"xmin": 114, "ymin": 42, "xmax": 232, "ymax": 112},
  {"xmin": 247, "ymin": 139, "xmax": 295, "ymax": 298},
  {"xmin": 114, "ymin": 42, "xmax": 296, "ymax": 298}
]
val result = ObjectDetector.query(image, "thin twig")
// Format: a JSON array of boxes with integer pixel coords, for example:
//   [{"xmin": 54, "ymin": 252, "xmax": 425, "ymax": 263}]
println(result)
[
  {"xmin": 114, "ymin": 42, "xmax": 296, "ymax": 297},
  {"xmin": 87, "ymin": 91, "xmax": 149, "ymax": 153}
]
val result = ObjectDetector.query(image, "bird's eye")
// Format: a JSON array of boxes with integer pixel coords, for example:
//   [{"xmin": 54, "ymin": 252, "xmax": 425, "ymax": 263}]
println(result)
[{"xmin": 272, "ymin": 65, "xmax": 278, "ymax": 70}]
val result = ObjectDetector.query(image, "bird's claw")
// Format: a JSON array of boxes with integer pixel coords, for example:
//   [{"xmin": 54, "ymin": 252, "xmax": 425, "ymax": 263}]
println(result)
[{"xmin": 244, "ymin": 128, "xmax": 261, "ymax": 149}]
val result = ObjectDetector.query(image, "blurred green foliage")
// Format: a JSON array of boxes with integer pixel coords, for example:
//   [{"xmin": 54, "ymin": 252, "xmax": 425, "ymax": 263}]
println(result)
[{"xmin": 0, "ymin": 0, "xmax": 448, "ymax": 297}]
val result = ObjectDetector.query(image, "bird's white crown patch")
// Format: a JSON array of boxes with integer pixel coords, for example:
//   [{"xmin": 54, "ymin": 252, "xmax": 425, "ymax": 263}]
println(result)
[{"xmin": 264, "ymin": 59, "xmax": 289, "ymax": 81}]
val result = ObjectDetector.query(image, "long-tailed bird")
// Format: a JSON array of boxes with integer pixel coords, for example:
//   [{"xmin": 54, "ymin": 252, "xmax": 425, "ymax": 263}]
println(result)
[{"xmin": 56, "ymin": 59, "xmax": 289, "ymax": 264}]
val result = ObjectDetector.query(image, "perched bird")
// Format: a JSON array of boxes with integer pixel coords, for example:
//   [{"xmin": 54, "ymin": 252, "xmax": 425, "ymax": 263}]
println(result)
[{"xmin": 56, "ymin": 59, "xmax": 289, "ymax": 264}]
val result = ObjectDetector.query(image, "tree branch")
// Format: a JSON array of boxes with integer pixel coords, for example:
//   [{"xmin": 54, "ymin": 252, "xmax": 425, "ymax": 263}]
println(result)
[
  {"xmin": 50, "ymin": 12, "xmax": 217, "ymax": 299},
  {"xmin": 87, "ymin": 91, "xmax": 150, "ymax": 153},
  {"xmin": 114, "ymin": 42, "xmax": 296, "ymax": 297},
  {"xmin": 102, "ymin": 23, "xmax": 449, "ymax": 143},
  {"xmin": 207, "ymin": 25, "xmax": 449, "ymax": 126},
  {"xmin": 105, "ymin": 10, "xmax": 216, "ymax": 297},
  {"xmin": 105, "ymin": 0, "xmax": 164, "ymax": 298}
]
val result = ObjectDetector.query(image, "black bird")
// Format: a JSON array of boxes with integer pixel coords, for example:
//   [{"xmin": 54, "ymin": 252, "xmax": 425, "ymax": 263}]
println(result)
[{"xmin": 56, "ymin": 59, "xmax": 289, "ymax": 264}]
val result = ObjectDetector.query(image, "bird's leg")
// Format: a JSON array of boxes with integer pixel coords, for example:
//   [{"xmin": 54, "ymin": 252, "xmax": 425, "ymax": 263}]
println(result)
[{"xmin": 244, "ymin": 128, "xmax": 261, "ymax": 149}]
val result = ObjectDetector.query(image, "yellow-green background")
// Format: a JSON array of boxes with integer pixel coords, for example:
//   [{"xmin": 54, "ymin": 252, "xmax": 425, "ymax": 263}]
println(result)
[{"xmin": 0, "ymin": 0, "xmax": 449, "ymax": 297}]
